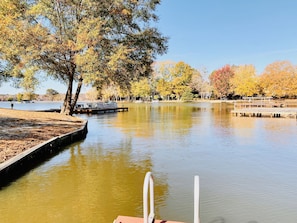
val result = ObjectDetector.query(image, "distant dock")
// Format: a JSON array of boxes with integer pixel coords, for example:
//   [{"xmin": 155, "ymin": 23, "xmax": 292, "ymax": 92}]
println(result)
[
  {"xmin": 43, "ymin": 107, "xmax": 128, "ymax": 114},
  {"xmin": 40, "ymin": 101, "xmax": 128, "ymax": 114},
  {"xmin": 231, "ymin": 107, "xmax": 297, "ymax": 118},
  {"xmin": 231, "ymin": 97, "xmax": 297, "ymax": 118},
  {"xmin": 74, "ymin": 107, "xmax": 128, "ymax": 114}
]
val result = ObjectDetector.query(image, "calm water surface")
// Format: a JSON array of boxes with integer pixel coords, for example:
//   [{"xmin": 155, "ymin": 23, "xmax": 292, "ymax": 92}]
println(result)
[{"xmin": 0, "ymin": 102, "xmax": 297, "ymax": 223}]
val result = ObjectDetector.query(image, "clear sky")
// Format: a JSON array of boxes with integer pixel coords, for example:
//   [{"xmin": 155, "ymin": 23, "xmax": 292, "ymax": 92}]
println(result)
[
  {"xmin": 156, "ymin": 0, "xmax": 297, "ymax": 74},
  {"xmin": 1, "ymin": 0, "xmax": 297, "ymax": 94}
]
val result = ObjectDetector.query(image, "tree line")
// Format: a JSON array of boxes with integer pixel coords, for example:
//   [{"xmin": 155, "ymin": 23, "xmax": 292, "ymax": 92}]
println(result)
[
  {"xmin": 93, "ymin": 60, "xmax": 297, "ymax": 101},
  {"xmin": 209, "ymin": 60, "xmax": 297, "ymax": 99}
]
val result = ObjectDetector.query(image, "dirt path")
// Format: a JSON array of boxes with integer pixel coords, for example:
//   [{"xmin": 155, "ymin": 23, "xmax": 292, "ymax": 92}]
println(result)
[{"xmin": 0, "ymin": 108, "xmax": 85, "ymax": 163}]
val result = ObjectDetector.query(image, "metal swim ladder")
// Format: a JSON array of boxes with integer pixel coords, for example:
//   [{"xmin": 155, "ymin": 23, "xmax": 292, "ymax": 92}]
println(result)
[
  {"xmin": 113, "ymin": 172, "xmax": 200, "ymax": 223},
  {"xmin": 143, "ymin": 172, "xmax": 200, "ymax": 223}
]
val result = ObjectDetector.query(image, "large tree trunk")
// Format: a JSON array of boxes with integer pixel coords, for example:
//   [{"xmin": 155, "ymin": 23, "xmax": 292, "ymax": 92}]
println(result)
[
  {"xmin": 70, "ymin": 76, "xmax": 83, "ymax": 114},
  {"xmin": 61, "ymin": 75, "xmax": 74, "ymax": 115}
]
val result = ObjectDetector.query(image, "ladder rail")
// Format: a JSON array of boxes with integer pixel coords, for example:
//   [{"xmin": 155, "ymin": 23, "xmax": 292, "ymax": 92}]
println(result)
[
  {"xmin": 194, "ymin": 175, "xmax": 200, "ymax": 223},
  {"xmin": 143, "ymin": 172, "xmax": 155, "ymax": 223}
]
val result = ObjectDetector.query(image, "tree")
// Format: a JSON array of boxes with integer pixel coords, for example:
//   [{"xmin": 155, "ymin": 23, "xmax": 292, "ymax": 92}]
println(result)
[
  {"xmin": 181, "ymin": 88, "xmax": 194, "ymax": 101},
  {"xmin": 131, "ymin": 78, "xmax": 151, "ymax": 100},
  {"xmin": 154, "ymin": 61, "xmax": 196, "ymax": 100},
  {"xmin": 0, "ymin": 0, "xmax": 35, "ymax": 89},
  {"xmin": 22, "ymin": 91, "xmax": 36, "ymax": 101},
  {"xmin": 209, "ymin": 65, "xmax": 234, "ymax": 98},
  {"xmin": 153, "ymin": 60, "xmax": 176, "ymax": 82},
  {"xmin": 46, "ymin": 88, "xmax": 59, "ymax": 101},
  {"xmin": 156, "ymin": 78, "xmax": 172, "ymax": 100},
  {"xmin": 0, "ymin": 0, "xmax": 168, "ymax": 115},
  {"xmin": 153, "ymin": 61, "xmax": 174, "ymax": 100},
  {"xmin": 85, "ymin": 87, "xmax": 99, "ymax": 101},
  {"xmin": 189, "ymin": 71, "xmax": 203, "ymax": 93},
  {"xmin": 0, "ymin": 63, "xmax": 10, "ymax": 87},
  {"xmin": 100, "ymin": 84, "xmax": 120, "ymax": 101},
  {"xmin": 230, "ymin": 65, "xmax": 259, "ymax": 97},
  {"xmin": 46, "ymin": 88, "xmax": 59, "ymax": 96},
  {"xmin": 170, "ymin": 62, "xmax": 195, "ymax": 100},
  {"xmin": 16, "ymin": 93, "xmax": 23, "ymax": 102},
  {"xmin": 259, "ymin": 61, "xmax": 297, "ymax": 97}
]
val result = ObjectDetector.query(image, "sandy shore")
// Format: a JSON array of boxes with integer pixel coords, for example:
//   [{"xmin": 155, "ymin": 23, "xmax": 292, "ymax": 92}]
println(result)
[{"xmin": 0, "ymin": 108, "xmax": 85, "ymax": 163}]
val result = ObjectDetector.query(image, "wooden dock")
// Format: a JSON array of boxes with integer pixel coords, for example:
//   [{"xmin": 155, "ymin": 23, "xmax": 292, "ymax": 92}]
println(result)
[
  {"xmin": 231, "ymin": 107, "xmax": 297, "ymax": 118},
  {"xmin": 39, "ymin": 107, "xmax": 128, "ymax": 114},
  {"xmin": 74, "ymin": 107, "xmax": 128, "ymax": 114},
  {"xmin": 231, "ymin": 98, "xmax": 297, "ymax": 118},
  {"xmin": 113, "ymin": 215, "xmax": 184, "ymax": 223}
]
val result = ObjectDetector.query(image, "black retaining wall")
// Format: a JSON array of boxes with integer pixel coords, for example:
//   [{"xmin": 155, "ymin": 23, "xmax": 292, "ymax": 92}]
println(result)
[{"xmin": 0, "ymin": 121, "xmax": 88, "ymax": 188}]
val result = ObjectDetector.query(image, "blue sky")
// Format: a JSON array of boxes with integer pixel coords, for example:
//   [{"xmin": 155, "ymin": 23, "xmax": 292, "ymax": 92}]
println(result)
[
  {"xmin": 156, "ymin": 0, "xmax": 297, "ymax": 74},
  {"xmin": 2, "ymin": 0, "xmax": 297, "ymax": 94}
]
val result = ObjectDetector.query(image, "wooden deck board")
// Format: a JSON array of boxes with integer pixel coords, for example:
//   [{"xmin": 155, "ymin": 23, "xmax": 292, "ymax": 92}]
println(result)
[{"xmin": 114, "ymin": 216, "xmax": 185, "ymax": 223}]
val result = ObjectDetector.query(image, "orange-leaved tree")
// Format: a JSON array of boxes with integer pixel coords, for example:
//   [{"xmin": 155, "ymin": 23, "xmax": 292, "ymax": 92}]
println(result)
[
  {"xmin": 209, "ymin": 65, "xmax": 234, "ymax": 98},
  {"xmin": 259, "ymin": 61, "xmax": 297, "ymax": 98}
]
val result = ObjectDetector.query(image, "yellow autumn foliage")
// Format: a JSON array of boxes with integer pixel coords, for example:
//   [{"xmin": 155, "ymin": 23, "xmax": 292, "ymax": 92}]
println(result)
[
  {"xmin": 259, "ymin": 61, "xmax": 297, "ymax": 97},
  {"xmin": 230, "ymin": 65, "xmax": 258, "ymax": 97}
]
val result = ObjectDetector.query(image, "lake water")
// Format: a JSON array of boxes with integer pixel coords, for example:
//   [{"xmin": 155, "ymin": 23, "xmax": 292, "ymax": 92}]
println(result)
[{"xmin": 0, "ymin": 102, "xmax": 297, "ymax": 223}]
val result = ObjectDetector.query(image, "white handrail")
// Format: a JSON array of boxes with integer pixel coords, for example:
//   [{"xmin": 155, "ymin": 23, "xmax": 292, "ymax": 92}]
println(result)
[
  {"xmin": 143, "ymin": 172, "xmax": 200, "ymax": 223},
  {"xmin": 143, "ymin": 172, "xmax": 155, "ymax": 223},
  {"xmin": 194, "ymin": 175, "xmax": 200, "ymax": 223}
]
